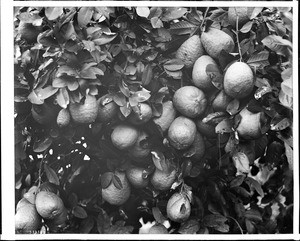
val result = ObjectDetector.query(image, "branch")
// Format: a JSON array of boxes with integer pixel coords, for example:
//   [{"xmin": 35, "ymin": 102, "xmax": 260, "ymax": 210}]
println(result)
[{"xmin": 234, "ymin": 8, "xmax": 243, "ymax": 62}]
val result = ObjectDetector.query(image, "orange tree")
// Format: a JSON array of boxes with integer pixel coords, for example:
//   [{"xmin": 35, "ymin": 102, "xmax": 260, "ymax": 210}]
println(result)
[{"xmin": 14, "ymin": 6, "xmax": 293, "ymax": 234}]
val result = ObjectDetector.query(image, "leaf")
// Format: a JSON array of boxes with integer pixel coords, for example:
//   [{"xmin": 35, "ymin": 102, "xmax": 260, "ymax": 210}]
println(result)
[
  {"xmin": 161, "ymin": 7, "xmax": 188, "ymax": 22},
  {"xmin": 78, "ymin": 7, "xmax": 94, "ymax": 28},
  {"xmin": 240, "ymin": 21, "xmax": 253, "ymax": 33},
  {"xmin": 150, "ymin": 17, "xmax": 164, "ymax": 29},
  {"xmin": 79, "ymin": 216, "xmax": 95, "ymax": 233},
  {"xmin": 245, "ymin": 177, "xmax": 264, "ymax": 197},
  {"xmin": 279, "ymin": 90, "xmax": 293, "ymax": 109},
  {"xmin": 284, "ymin": 142, "xmax": 293, "ymax": 170},
  {"xmin": 245, "ymin": 209, "xmax": 262, "ymax": 222},
  {"xmin": 35, "ymin": 86, "xmax": 58, "ymax": 100},
  {"xmin": 178, "ymin": 219, "xmax": 200, "ymax": 234},
  {"xmin": 165, "ymin": 69, "xmax": 182, "ymax": 79},
  {"xmin": 229, "ymin": 175, "xmax": 246, "ymax": 188},
  {"xmin": 254, "ymin": 85, "xmax": 272, "ymax": 100},
  {"xmin": 232, "ymin": 152, "xmax": 250, "ymax": 174},
  {"xmin": 80, "ymin": 66, "xmax": 104, "ymax": 79},
  {"xmin": 226, "ymin": 99, "xmax": 239, "ymax": 116},
  {"xmin": 209, "ymin": 8, "xmax": 227, "ymax": 22},
  {"xmin": 142, "ymin": 64, "xmax": 153, "ymax": 86},
  {"xmin": 130, "ymin": 90, "xmax": 151, "ymax": 103},
  {"xmin": 107, "ymin": 220, "xmax": 134, "ymax": 234},
  {"xmin": 152, "ymin": 207, "xmax": 167, "ymax": 224},
  {"xmin": 112, "ymin": 175, "xmax": 123, "ymax": 190},
  {"xmin": 164, "ymin": 59, "xmax": 184, "ymax": 72},
  {"xmin": 56, "ymin": 65, "xmax": 78, "ymax": 78},
  {"xmin": 151, "ymin": 150, "xmax": 167, "ymax": 172},
  {"xmin": 56, "ymin": 88, "xmax": 70, "ymax": 109},
  {"xmin": 120, "ymin": 104, "xmax": 132, "ymax": 117},
  {"xmin": 28, "ymin": 90, "xmax": 44, "ymax": 105},
  {"xmin": 262, "ymin": 35, "xmax": 292, "ymax": 57},
  {"xmin": 45, "ymin": 7, "xmax": 63, "ymax": 21},
  {"xmin": 44, "ymin": 164, "xmax": 60, "ymax": 185},
  {"xmin": 203, "ymin": 214, "xmax": 229, "ymax": 233},
  {"xmin": 281, "ymin": 68, "xmax": 293, "ymax": 96},
  {"xmin": 93, "ymin": 33, "xmax": 117, "ymax": 46},
  {"xmin": 215, "ymin": 118, "xmax": 233, "ymax": 134},
  {"xmin": 169, "ymin": 21, "xmax": 197, "ymax": 35},
  {"xmin": 248, "ymin": 7, "xmax": 263, "ymax": 19},
  {"xmin": 136, "ymin": 7, "xmax": 150, "ymax": 18},
  {"xmin": 73, "ymin": 206, "xmax": 88, "ymax": 219},
  {"xmin": 101, "ymin": 172, "xmax": 113, "ymax": 189},
  {"xmin": 202, "ymin": 112, "xmax": 227, "ymax": 125},
  {"xmin": 270, "ymin": 118, "xmax": 291, "ymax": 131},
  {"xmin": 247, "ymin": 51, "xmax": 270, "ymax": 68},
  {"xmin": 33, "ymin": 136, "xmax": 53, "ymax": 153}
]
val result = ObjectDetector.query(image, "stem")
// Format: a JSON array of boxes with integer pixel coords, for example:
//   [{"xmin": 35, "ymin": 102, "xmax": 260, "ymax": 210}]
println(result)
[
  {"xmin": 199, "ymin": 7, "xmax": 210, "ymax": 33},
  {"xmin": 38, "ymin": 150, "xmax": 47, "ymax": 187},
  {"xmin": 234, "ymin": 8, "xmax": 243, "ymax": 62}
]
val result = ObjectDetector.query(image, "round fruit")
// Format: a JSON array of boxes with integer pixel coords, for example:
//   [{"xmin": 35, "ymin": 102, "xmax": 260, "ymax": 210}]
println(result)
[
  {"xmin": 173, "ymin": 86, "xmax": 207, "ymax": 118},
  {"xmin": 128, "ymin": 103, "xmax": 153, "ymax": 125},
  {"xmin": 111, "ymin": 124, "xmax": 139, "ymax": 150},
  {"xmin": 212, "ymin": 90, "xmax": 233, "ymax": 112},
  {"xmin": 201, "ymin": 27, "xmax": 235, "ymax": 60},
  {"xmin": 224, "ymin": 62, "xmax": 254, "ymax": 99},
  {"xmin": 35, "ymin": 191, "xmax": 65, "ymax": 219},
  {"xmin": 18, "ymin": 21, "xmax": 42, "ymax": 43},
  {"xmin": 153, "ymin": 101, "xmax": 177, "ymax": 133},
  {"xmin": 228, "ymin": 7, "xmax": 250, "ymax": 28},
  {"xmin": 166, "ymin": 192, "xmax": 191, "ymax": 223},
  {"xmin": 45, "ymin": 207, "xmax": 68, "ymax": 231},
  {"xmin": 148, "ymin": 223, "xmax": 169, "ymax": 234},
  {"xmin": 69, "ymin": 94, "xmax": 98, "ymax": 124},
  {"xmin": 126, "ymin": 165, "xmax": 149, "ymax": 189},
  {"xmin": 31, "ymin": 102, "xmax": 57, "ymax": 126},
  {"xmin": 16, "ymin": 198, "xmax": 32, "ymax": 211},
  {"xmin": 129, "ymin": 131, "xmax": 151, "ymax": 159},
  {"xmin": 15, "ymin": 202, "xmax": 42, "ymax": 234},
  {"xmin": 57, "ymin": 108, "xmax": 71, "ymax": 127},
  {"xmin": 96, "ymin": 94, "xmax": 118, "ymax": 123},
  {"xmin": 175, "ymin": 35, "xmax": 205, "ymax": 68},
  {"xmin": 184, "ymin": 131, "xmax": 205, "ymax": 159},
  {"xmin": 102, "ymin": 171, "xmax": 131, "ymax": 206},
  {"xmin": 235, "ymin": 108, "xmax": 263, "ymax": 140},
  {"xmin": 151, "ymin": 168, "xmax": 177, "ymax": 191},
  {"xmin": 192, "ymin": 55, "xmax": 220, "ymax": 91},
  {"xmin": 196, "ymin": 119, "xmax": 217, "ymax": 138},
  {"xmin": 168, "ymin": 116, "xmax": 197, "ymax": 150}
]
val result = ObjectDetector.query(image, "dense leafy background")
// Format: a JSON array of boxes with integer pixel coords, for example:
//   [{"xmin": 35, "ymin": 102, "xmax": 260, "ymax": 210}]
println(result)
[{"xmin": 14, "ymin": 6, "xmax": 293, "ymax": 234}]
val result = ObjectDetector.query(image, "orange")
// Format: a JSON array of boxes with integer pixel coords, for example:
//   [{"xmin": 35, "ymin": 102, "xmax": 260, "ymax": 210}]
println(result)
[
  {"xmin": 151, "ymin": 168, "xmax": 177, "ymax": 191},
  {"xmin": 111, "ymin": 124, "xmax": 139, "ymax": 150},
  {"xmin": 126, "ymin": 165, "xmax": 149, "ymax": 189},
  {"xmin": 148, "ymin": 223, "xmax": 169, "ymax": 234},
  {"xmin": 129, "ymin": 131, "xmax": 151, "ymax": 159},
  {"xmin": 128, "ymin": 102, "xmax": 153, "ymax": 125},
  {"xmin": 166, "ymin": 192, "xmax": 191, "ymax": 223},
  {"xmin": 212, "ymin": 90, "xmax": 233, "ymax": 112},
  {"xmin": 96, "ymin": 94, "xmax": 118, "ymax": 123}
]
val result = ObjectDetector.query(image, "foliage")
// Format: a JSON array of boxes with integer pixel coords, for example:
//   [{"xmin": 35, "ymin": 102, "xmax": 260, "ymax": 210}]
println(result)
[{"xmin": 14, "ymin": 6, "xmax": 293, "ymax": 234}]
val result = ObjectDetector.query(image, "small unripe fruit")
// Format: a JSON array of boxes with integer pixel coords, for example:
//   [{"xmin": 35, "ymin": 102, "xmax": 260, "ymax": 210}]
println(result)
[
  {"xmin": 111, "ymin": 124, "xmax": 139, "ymax": 150},
  {"xmin": 57, "ymin": 108, "xmax": 71, "ymax": 127}
]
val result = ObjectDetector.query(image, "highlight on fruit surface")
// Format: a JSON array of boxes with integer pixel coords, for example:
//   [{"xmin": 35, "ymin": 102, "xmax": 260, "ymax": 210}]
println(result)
[
  {"xmin": 101, "ymin": 171, "xmax": 131, "ymax": 206},
  {"xmin": 96, "ymin": 94, "xmax": 118, "ymax": 123},
  {"xmin": 126, "ymin": 165, "xmax": 150, "ymax": 189},
  {"xmin": 168, "ymin": 116, "xmax": 197, "ymax": 150},
  {"xmin": 153, "ymin": 101, "xmax": 177, "ymax": 133},
  {"xmin": 57, "ymin": 108, "xmax": 71, "ymax": 127},
  {"xmin": 228, "ymin": 7, "xmax": 250, "ymax": 28},
  {"xmin": 166, "ymin": 192, "xmax": 191, "ymax": 223},
  {"xmin": 201, "ymin": 27, "xmax": 235, "ymax": 60},
  {"xmin": 192, "ymin": 55, "xmax": 220, "ymax": 91},
  {"xmin": 175, "ymin": 35, "xmax": 205, "ymax": 68},
  {"xmin": 224, "ymin": 62, "xmax": 254, "ymax": 99},
  {"xmin": 129, "ymin": 130, "xmax": 151, "ymax": 159},
  {"xmin": 128, "ymin": 102, "xmax": 153, "ymax": 125},
  {"xmin": 69, "ymin": 94, "xmax": 98, "ymax": 124},
  {"xmin": 151, "ymin": 168, "xmax": 177, "ymax": 191},
  {"xmin": 110, "ymin": 124, "xmax": 139, "ymax": 150},
  {"xmin": 173, "ymin": 86, "xmax": 207, "ymax": 118}
]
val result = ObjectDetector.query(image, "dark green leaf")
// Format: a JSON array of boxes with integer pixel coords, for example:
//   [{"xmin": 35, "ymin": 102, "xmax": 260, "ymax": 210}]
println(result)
[
  {"xmin": 247, "ymin": 50, "xmax": 269, "ymax": 68},
  {"xmin": 45, "ymin": 7, "xmax": 63, "ymax": 21},
  {"xmin": 44, "ymin": 164, "xmax": 60, "ymax": 185},
  {"xmin": 151, "ymin": 150, "xmax": 165, "ymax": 171},
  {"xmin": 248, "ymin": 7, "xmax": 263, "ymax": 19},
  {"xmin": 161, "ymin": 7, "xmax": 187, "ymax": 22},
  {"xmin": 35, "ymin": 86, "xmax": 58, "ymax": 100},
  {"xmin": 101, "ymin": 172, "xmax": 113, "ymax": 189},
  {"xmin": 28, "ymin": 90, "xmax": 44, "ymax": 105},
  {"xmin": 120, "ymin": 104, "xmax": 132, "ymax": 117},
  {"xmin": 56, "ymin": 65, "xmax": 78, "ymax": 78},
  {"xmin": 229, "ymin": 175, "xmax": 245, "ymax": 188},
  {"xmin": 56, "ymin": 87, "xmax": 70, "ymax": 109},
  {"xmin": 78, "ymin": 7, "xmax": 94, "ymax": 28},
  {"xmin": 202, "ymin": 112, "xmax": 227, "ymax": 124},
  {"xmin": 33, "ymin": 136, "xmax": 53, "ymax": 153},
  {"xmin": 93, "ymin": 33, "xmax": 117, "ymax": 45},
  {"xmin": 226, "ymin": 99, "xmax": 239, "ymax": 116},
  {"xmin": 245, "ymin": 177, "xmax": 264, "ymax": 197},
  {"xmin": 206, "ymin": 64, "xmax": 223, "ymax": 90},
  {"xmin": 37, "ymin": 29, "xmax": 59, "ymax": 47},
  {"xmin": 245, "ymin": 209, "xmax": 262, "ymax": 222},
  {"xmin": 150, "ymin": 17, "xmax": 164, "ymax": 29},
  {"xmin": 261, "ymin": 35, "xmax": 292, "ymax": 57},
  {"xmin": 245, "ymin": 219, "xmax": 256, "ymax": 234},
  {"xmin": 79, "ymin": 216, "xmax": 95, "ymax": 233},
  {"xmin": 80, "ymin": 67, "xmax": 104, "ymax": 79},
  {"xmin": 152, "ymin": 207, "xmax": 167, "ymax": 224},
  {"xmin": 209, "ymin": 8, "xmax": 227, "ymax": 22},
  {"xmin": 164, "ymin": 59, "xmax": 184, "ymax": 72},
  {"xmin": 130, "ymin": 90, "xmax": 151, "ymax": 103},
  {"xmin": 215, "ymin": 118, "xmax": 234, "ymax": 134},
  {"xmin": 142, "ymin": 64, "xmax": 153, "ymax": 86},
  {"xmin": 169, "ymin": 21, "xmax": 197, "ymax": 35},
  {"xmin": 113, "ymin": 92, "xmax": 126, "ymax": 106},
  {"xmin": 240, "ymin": 21, "xmax": 253, "ymax": 33},
  {"xmin": 112, "ymin": 175, "xmax": 123, "ymax": 190},
  {"xmin": 107, "ymin": 220, "xmax": 134, "ymax": 234},
  {"xmin": 270, "ymin": 117, "xmax": 291, "ymax": 131},
  {"xmin": 73, "ymin": 206, "xmax": 88, "ymax": 219},
  {"xmin": 232, "ymin": 152, "xmax": 250, "ymax": 174},
  {"xmin": 203, "ymin": 214, "xmax": 229, "ymax": 233},
  {"xmin": 178, "ymin": 219, "xmax": 200, "ymax": 234}
]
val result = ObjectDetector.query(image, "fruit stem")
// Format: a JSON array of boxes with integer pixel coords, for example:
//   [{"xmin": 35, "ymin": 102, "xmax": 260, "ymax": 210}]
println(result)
[
  {"xmin": 234, "ymin": 8, "xmax": 243, "ymax": 62},
  {"xmin": 38, "ymin": 150, "xmax": 47, "ymax": 187},
  {"xmin": 199, "ymin": 7, "xmax": 210, "ymax": 32}
]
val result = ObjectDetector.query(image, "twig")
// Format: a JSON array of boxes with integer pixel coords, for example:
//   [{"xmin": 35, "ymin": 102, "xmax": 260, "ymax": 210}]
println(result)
[
  {"xmin": 234, "ymin": 8, "xmax": 243, "ymax": 62},
  {"xmin": 199, "ymin": 7, "xmax": 210, "ymax": 33},
  {"xmin": 38, "ymin": 150, "xmax": 48, "ymax": 187}
]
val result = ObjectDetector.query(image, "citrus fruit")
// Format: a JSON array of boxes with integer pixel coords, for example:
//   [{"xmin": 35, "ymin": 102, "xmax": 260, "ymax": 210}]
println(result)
[
  {"xmin": 16, "ymin": 198, "xmax": 32, "ymax": 211},
  {"xmin": 101, "ymin": 171, "xmax": 131, "ymax": 206},
  {"xmin": 235, "ymin": 108, "xmax": 263, "ymax": 140},
  {"xmin": 128, "ymin": 102, "xmax": 153, "ymax": 125},
  {"xmin": 31, "ymin": 102, "xmax": 57, "ymax": 126},
  {"xmin": 111, "ymin": 124, "xmax": 139, "ymax": 150},
  {"xmin": 15, "ymin": 202, "xmax": 42, "ymax": 234},
  {"xmin": 173, "ymin": 86, "xmax": 207, "ymax": 118},
  {"xmin": 151, "ymin": 168, "xmax": 177, "ymax": 191},
  {"xmin": 148, "ymin": 223, "xmax": 169, "ymax": 234},
  {"xmin": 192, "ymin": 55, "xmax": 220, "ymax": 91},
  {"xmin": 212, "ymin": 90, "xmax": 233, "ymax": 112},
  {"xmin": 57, "ymin": 108, "xmax": 71, "ymax": 127},
  {"xmin": 224, "ymin": 62, "xmax": 254, "ymax": 99},
  {"xmin": 168, "ymin": 116, "xmax": 197, "ymax": 150},
  {"xmin": 201, "ymin": 27, "xmax": 235, "ymax": 60},
  {"xmin": 45, "ymin": 207, "xmax": 68, "ymax": 231},
  {"xmin": 96, "ymin": 94, "xmax": 118, "ymax": 123},
  {"xmin": 228, "ymin": 7, "xmax": 250, "ymax": 28},
  {"xmin": 184, "ymin": 131, "xmax": 205, "ymax": 159},
  {"xmin": 175, "ymin": 35, "xmax": 205, "ymax": 68},
  {"xmin": 126, "ymin": 165, "xmax": 149, "ymax": 189},
  {"xmin": 129, "ymin": 131, "xmax": 151, "ymax": 159},
  {"xmin": 35, "ymin": 191, "xmax": 65, "ymax": 219},
  {"xmin": 153, "ymin": 101, "xmax": 177, "ymax": 133},
  {"xmin": 18, "ymin": 21, "xmax": 42, "ymax": 43},
  {"xmin": 196, "ymin": 118, "xmax": 217, "ymax": 138},
  {"xmin": 166, "ymin": 192, "xmax": 191, "ymax": 223},
  {"xmin": 69, "ymin": 94, "xmax": 98, "ymax": 124}
]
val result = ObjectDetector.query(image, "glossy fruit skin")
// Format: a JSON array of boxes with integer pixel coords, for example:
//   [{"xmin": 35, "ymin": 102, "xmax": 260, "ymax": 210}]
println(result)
[
  {"xmin": 224, "ymin": 62, "xmax": 254, "ymax": 99},
  {"xmin": 102, "ymin": 171, "xmax": 131, "ymax": 206},
  {"xmin": 128, "ymin": 103, "xmax": 152, "ymax": 125},
  {"xmin": 192, "ymin": 55, "xmax": 220, "ymax": 91},
  {"xmin": 96, "ymin": 94, "xmax": 118, "ymax": 123},
  {"xmin": 212, "ymin": 90, "xmax": 233, "ymax": 112},
  {"xmin": 69, "ymin": 94, "xmax": 98, "ymax": 124},
  {"xmin": 235, "ymin": 108, "xmax": 263, "ymax": 140},
  {"xmin": 201, "ymin": 28, "xmax": 235, "ymax": 60},
  {"xmin": 228, "ymin": 7, "xmax": 250, "ymax": 28},
  {"xmin": 153, "ymin": 101, "xmax": 177, "ymax": 133},
  {"xmin": 168, "ymin": 116, "xmax": 197, "ymax": 150},
  {"xmin": 15, "ymin": 199, "xmax": 42, "ymax": 234},
  {"xmin": 151, "ymin": 168, "xmax": 177, "ymax": 191},
  {"xmin": 166, "ymin": 192, "xmax": 191, "ymax": 223},
  {"xmin": 111, "ymin": 124, "xmax": 139, "ymax": 150},
  {"xmin": 126, "ymin": 165, "xmax": 149, "ymax": 189},
  {"xmin": 57, "ymin": 108, "xmax": 71, "ymax": 127},
  {"xmin": 18, "ymin": 21, "xmax": 42, "ymax": 43},
  {"xmin": 173, "ymin": 86, "xmax": 207, "ymax": 118},
  {"xmin": 176, "ymin": 35, "xmax": 205, "ymax": 68},
  {"xmin": 148, "ymin": 223, "xmax": 169, "ymax": 234},
  {"xmin": 35, "ymin": 191, "xmax": 65, "ymax": 219},
  {"xmin": 129, "ymin": 131, "xmax": 151, "ymax": 159}
]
